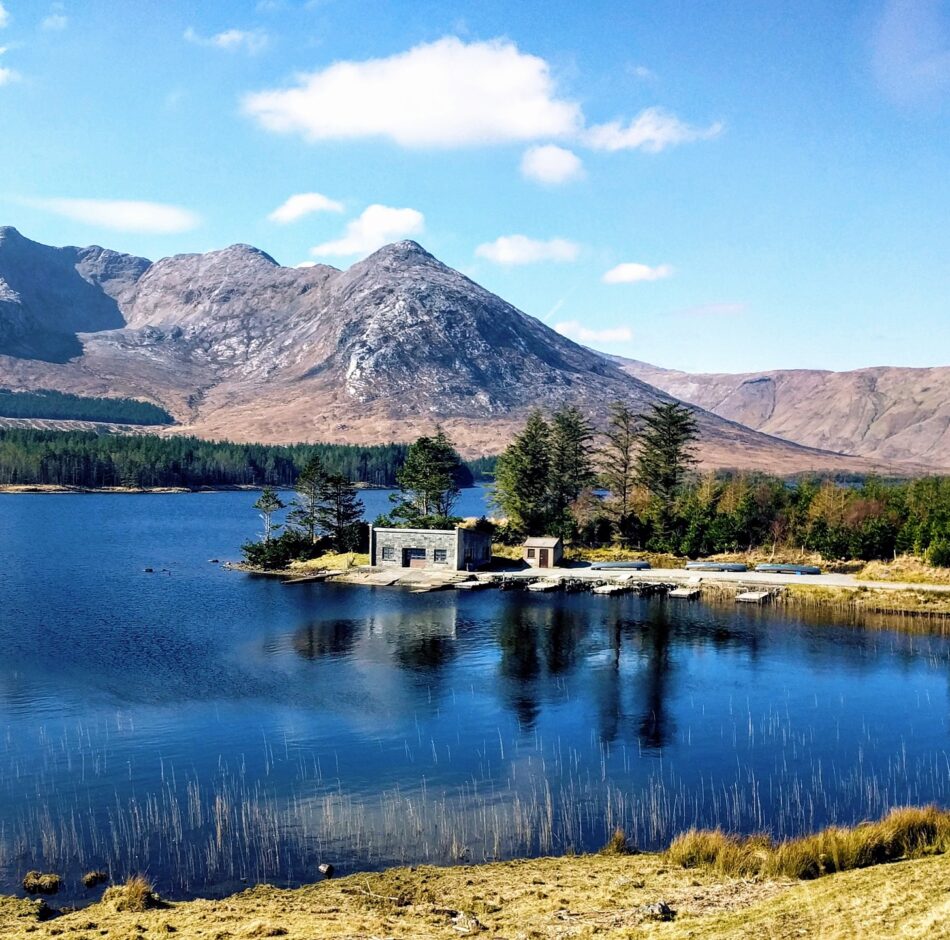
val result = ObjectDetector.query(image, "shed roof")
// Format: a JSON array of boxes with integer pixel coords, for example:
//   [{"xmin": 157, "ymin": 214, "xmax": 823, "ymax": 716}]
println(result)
[{"xmin": 523, "ymin": 537, "xmax": 562, "ymax": 547}]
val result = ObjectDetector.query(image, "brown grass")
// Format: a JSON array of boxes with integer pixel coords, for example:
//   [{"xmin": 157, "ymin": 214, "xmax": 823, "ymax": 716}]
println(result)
[
  {"xmin": 599, "ymin": 827, "xmax": 637, "ymax": 856},
  {"xmin": 288, "ymin": 552, "xmax": 369, "ymax": 572},
  {"xmin": 857, "ymin": 555, "xmax": 950, "ymax": 585},
  {"xmin": 101, "ymin": 875, "xmax": 163, "ymax": 912},
  {"xmin": 669, "ymin": 805, "xmax": 950, "ymax": 881},
  {"xmin": 20, "ymin": 872, "xmax": 61, "ymax": 896}
]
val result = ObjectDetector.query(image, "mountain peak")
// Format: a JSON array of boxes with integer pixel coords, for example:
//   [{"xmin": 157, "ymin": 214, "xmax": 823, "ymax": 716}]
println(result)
[{"xmin": 362, "ymin": 239, "xmax": 436, "ymax": 266}]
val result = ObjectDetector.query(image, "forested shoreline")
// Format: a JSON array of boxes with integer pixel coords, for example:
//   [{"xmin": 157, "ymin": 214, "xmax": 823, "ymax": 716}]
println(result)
[{"xmin": 0, "ymin": 429, "xmax": 484, "ymax": 490}]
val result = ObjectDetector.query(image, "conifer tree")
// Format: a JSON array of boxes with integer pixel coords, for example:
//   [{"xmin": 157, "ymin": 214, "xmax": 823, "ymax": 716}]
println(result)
[
  {"xmin": 391, "ymin": 428, "xmax": 464, "ymax": 525},
  {"xmin": 601, "ymin": 400, "xmax": 638, "ymax": 540},
  {"xmin": 317, "ymin": 473, "xmax": 364, "ymax": 551},
  {"xmin": 493, "ymin": 410, "xmax": 552, "ymax": 536},
  {"xmin": 254, "ymin": 487, "xmax": 285, "ymax": 543},
  {"xmin": 547, "ymin": 406, "xmax": 596, "ymax": 539},
  {"xmin": 635, "ymin": 402, "xmax": 698, "ymax": 544},
  {"xmin": 288, "ymin": 454, "xmax": 325, "ymax": 543}
]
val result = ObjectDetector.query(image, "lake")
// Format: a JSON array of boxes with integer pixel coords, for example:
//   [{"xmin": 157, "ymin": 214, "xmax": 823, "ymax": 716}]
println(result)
[{"xmin": 1, "ymin": 489, "xmax": 949, "ymax": 903}]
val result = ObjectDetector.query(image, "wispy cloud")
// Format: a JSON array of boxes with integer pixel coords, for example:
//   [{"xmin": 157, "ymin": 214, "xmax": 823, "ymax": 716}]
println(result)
[
  {"xmin": 520, "ymin": 144, "xmax": 584, "ymax": 184},
  {"xmin": 268, "ymin": 192, "xmax": 344, "ymax": 223},
  {"xmin": 41, "ymin": 4, "xmax": 68, "ymax": 30},
  {"xmin": 586, "ymin": 107, "xmax": 722, "ymax": 153},
  {"xmin": 602, "ymin": 261, "xmax": 673, "ymax": 284},
  {"xmin": 555, "ymin": 320, "xmax": 634, "ymax": 346},
  {"xmin": 185, "ymin": 26, "xmax": 270, "ymax": 55},
  {"xmin": 871, "ymin": 0, "xmax": 950, "ymax": 104},
  {"xmin": 0, "ymin": 3, "xmax": 9, "ymax": 29},
  {"xmin": 310, "ymin": 204, "xmax": 424, "ymax": 256},
  {"xmin": 475, "ymin": 235, "xmax": 580, "ymax": 265},
  {"xmin": 26, "ymin": 197, "xmax": 201, "ymax": 233},
  {"xmin": 244, "ymin": 37, "xmax": 581, "ymax": 147}
]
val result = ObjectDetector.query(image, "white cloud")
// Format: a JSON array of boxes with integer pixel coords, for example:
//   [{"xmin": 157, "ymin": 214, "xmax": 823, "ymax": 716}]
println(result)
[
  {"xmin": 586, "ymin": 106, "xmax": 723, "ymax": 153},
  {"xmin": 184, "ymin": 26, "xmax": 270, "ymax": 54},
  {"xmin": 28, "ymin": 198, "xmax": 201, "ymax": 234},
  {"xmin": 631, "ymin": 64, "xmax": 657, "ymax": 82},
  {"xmin": 602, "ymin": 261, "xmax": 674, "ymax": 284},
  {"xmin": 475, "ymin": 234, "xmax": 580, "ymax": 266},
  {"xmin": 243, "ymin": 36, "xmax": 582, "ymax": 148},
  {"xmin": 268, "ymin": 192, "xmax": 344, "ymax": 223},
  {"xmin": 0, "ymin": 65, "xmax": 18, "ymax": 85},
  {"xmin": 41, "ymin": 4, "xmax": 68, "ymax": 30},
  {"xmin": 311, "ymin": 204, "xmax": 424, "ymax": 256},
  {"xmin": 0, "ymin": 3, "xmax": 9, "ymax": 29},
  {"xmin": 520, "ymin": 144, "xmax": 584, "ymax": 184},
  {"xmin": 555, "ymin": 320, "xmax": 634, "ymax": 346}
]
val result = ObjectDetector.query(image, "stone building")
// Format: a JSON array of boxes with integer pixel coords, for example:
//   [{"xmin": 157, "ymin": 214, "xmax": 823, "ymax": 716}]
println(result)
[{"xmin": 370, "ymin": 526, "xmax": 492, "ymax": 571}]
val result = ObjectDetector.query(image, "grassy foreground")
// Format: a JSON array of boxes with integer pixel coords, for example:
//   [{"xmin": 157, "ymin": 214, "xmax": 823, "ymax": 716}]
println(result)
[{"xmin": 5, "ymin": 808, "xmax": 950, "ymax": 939}]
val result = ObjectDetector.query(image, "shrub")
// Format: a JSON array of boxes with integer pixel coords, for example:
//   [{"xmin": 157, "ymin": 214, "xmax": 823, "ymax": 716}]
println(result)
[
  {"xmin": 21, "ymin": 871, "xmax": 61, "ymax": 895},
  {"xmin": 82, "ymin": 870, "xmax": 109, "ymax": 888}
]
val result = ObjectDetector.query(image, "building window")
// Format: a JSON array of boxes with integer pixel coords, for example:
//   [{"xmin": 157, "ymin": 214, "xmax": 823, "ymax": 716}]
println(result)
[
  {"xmin": 526, "ymin": 548, "xmax": 536, "ymax": 558},
  {"xmin": 434, "ymin": 549, "xmax": 448, "ymax": 564},
  {"xmin": 381, "ymin": 546, "xmax": 395, "ymax": 561}
]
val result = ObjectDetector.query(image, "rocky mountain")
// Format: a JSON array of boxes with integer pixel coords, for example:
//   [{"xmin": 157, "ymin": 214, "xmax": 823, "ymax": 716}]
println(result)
[
  {"xmin": 0, "ymin": 227, "xmax": 910, "ymax": 472},
  {"xmin": 615, "ymin": 357, "xmax": 950, "ymax": 470}
]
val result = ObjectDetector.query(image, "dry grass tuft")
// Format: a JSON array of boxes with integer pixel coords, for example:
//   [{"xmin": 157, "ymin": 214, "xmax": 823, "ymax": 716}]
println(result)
[
  {"xmin": 600, "ymin": 827, "xmax": 637, "ymax": 856},
  {"xmin": 102, "ymin": 875, "xmax": 163, "ymax": 912},
  {"xmin": 81, "ymin": 870, "xmax": 108, "ymax": 889},
  {"xmin": 20, "ymin": 872, "xmax": 61, "ymax": 896},
  {"xmin": 670, "ymin": 805, "xmax": 950, "ymax": 881}
]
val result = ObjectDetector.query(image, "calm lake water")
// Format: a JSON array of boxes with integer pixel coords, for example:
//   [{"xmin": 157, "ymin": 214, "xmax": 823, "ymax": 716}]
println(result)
[{"xmin": 1, "ymin": 489, "xmax": 949, "ymax": 902}]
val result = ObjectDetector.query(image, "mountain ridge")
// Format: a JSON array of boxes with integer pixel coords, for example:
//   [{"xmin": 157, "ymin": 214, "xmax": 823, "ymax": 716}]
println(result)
[
  {"xmin": 0, "ymin": 227, "xmax": 927, "ymax": 472},
  {"xmin": 613, "ymin": 355, "xmax": 950, "ymax": 469}
]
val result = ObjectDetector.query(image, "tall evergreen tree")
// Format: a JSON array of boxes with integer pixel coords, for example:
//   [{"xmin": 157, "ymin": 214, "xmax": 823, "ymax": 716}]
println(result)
[
  {"xmin": 317, "ymin": 473, "xmax": 364, "ymax": 551},
  {"xmin": 601, "ymin": 400, "xmax": 638, "ymax": 540},
  {"xmin": 253, "ymin": 487, "xmax": 285, "ymax": 543},
  {"xmin": 547, "ymin": 406, "xmax": 596, "ymax": 539},
  {"xmin": 635, "ymin": 402, "xmax": 698, "ymax": 544},
  {"xmin": 391, "ymin": 428, "xmax": 464, "ymax": 525},
  {"xmin": 287, "ymin": 454, "xmax": 325, "ymax": 543},
  {"xmin": 493, "ymin": 410, "xmax": 552, "ymax": 536}
]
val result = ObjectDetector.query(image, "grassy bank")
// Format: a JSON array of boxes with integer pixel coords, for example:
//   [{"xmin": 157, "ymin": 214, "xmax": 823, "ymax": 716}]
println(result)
[{"xmin": 4, "ymin": 807, "xmax": 950, "ymax": 938}]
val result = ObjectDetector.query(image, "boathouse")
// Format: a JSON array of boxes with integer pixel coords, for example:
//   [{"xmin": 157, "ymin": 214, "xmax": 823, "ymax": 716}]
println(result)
[
  {"xmin": 522, "ymin": 536, "xmax": 563, "ymax": 569},
  {"xmin": 370, "ymin": 526, "xmax": 492, "ymax": 571}
]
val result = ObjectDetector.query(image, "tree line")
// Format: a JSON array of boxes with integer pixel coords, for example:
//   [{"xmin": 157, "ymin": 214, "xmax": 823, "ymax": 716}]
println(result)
[
  {"xmin": 0, "ymin": 389, "xmax": 174, "ymax": 425},
  {"xmin": 0, "ymin": 429, "xmax": 482, "ymax": 489},
  {"xmin": 493, "ymin": 402, "xmax": 950, "ymax": 566}
]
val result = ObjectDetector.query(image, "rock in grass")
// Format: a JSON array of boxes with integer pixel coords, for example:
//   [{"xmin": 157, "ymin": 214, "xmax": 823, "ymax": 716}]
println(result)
[
  {"xmin": 21, "ymin": 871, "xmax": 62, "ymax": 895},
  {"xmin": 641, "ymin": 900, "xmax": 676, "ymax": 921},
  {"xmin": 318, "ymin": 862, "xmax": 335, "ymax": 878}
]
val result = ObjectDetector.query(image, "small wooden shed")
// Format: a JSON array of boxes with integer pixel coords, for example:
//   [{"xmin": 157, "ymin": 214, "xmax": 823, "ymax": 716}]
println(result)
[{"xmin": 523, "ymin": 536, "xmax": 563, "ymax": 569}]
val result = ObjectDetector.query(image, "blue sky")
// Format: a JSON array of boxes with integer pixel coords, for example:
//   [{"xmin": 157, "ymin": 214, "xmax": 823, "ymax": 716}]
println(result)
[{"xmin": 0, "ymin": 0, "xmax": 948, "ymax": 373}]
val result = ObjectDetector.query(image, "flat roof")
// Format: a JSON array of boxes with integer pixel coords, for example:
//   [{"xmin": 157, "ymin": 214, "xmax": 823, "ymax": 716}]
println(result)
[{"xmin": 373, "ymin": 527, "xmax": 457, "ymax": 535}]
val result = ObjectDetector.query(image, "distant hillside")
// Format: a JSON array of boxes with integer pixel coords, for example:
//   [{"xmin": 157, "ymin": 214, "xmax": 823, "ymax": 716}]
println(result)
[
  {"xmin": 0, "ymin": 226, "xmax": 910, "ymax": 474},
  {"xmin": 613, "ymin": 357, "xmax": 950, "ymax": 470}
]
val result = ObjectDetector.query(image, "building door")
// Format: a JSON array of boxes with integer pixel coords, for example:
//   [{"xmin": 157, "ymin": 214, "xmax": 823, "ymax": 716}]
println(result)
[
  {"xmin": 539, "ymin": 549, "xmax": 549, "ymax": 568},
  {"xmin": 403, "ymin": 547, "xmax": 427, "ymax": 568}
]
